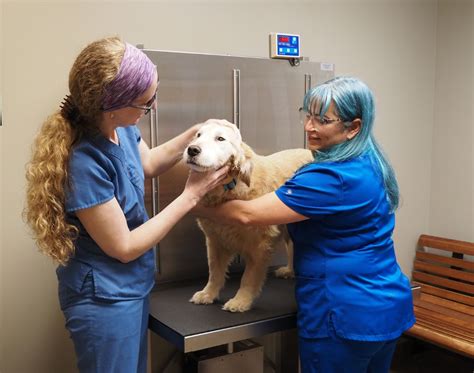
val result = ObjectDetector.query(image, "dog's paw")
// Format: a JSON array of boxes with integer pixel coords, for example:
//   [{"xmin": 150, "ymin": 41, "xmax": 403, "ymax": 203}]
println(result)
[
  {"xmin": 274, "ymin": 266, "xmax": 294, "ymax": 279},
  {"xmin": 222, "ymin": 297, "xmax": 252, "ymax": 312},
  {"xmin": 189, "ymin": 290, "xmax": 217, "ymax": 305}
]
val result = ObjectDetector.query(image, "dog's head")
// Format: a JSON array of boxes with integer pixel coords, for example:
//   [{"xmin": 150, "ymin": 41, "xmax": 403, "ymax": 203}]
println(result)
[{"xmin": 184, "ymin": 119, "xmax": 253, "ymax": 186}]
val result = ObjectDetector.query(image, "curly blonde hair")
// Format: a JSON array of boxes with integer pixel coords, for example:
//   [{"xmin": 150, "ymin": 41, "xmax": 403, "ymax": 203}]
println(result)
[{"xmin": 24, "ymin": 37, "xmax": 125, "ymax": 265}]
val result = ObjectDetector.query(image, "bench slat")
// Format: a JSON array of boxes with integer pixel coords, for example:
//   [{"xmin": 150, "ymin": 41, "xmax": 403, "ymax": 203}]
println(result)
[
  {"xmin": 414, "ymin": 260, "xmax": 474, "ymax": 283},
  {"xmin": 414, "ymin": 316, "xmax": 474, "ymax": 343},
  {"xmin": 414, "ymin": 314, "xmax": 474, "ymax": 342},
  {"xmin": 412, "ymin": 282, "xmax": 474, "ymax": 306},
  {"xmin": 419, "ymin": 293, "xmax": 474, "ymax": 316},
  {"xmin": 419, "ymin": 234, "xmax": 474, "ymax": 256},
  {"xmin": 413, "ymin": 309, "xmax": 473, "ymax": 339},
  {"xmin": 412, "ymin": 271, "xmax": 474, "ymax": 295},
  {"xmin": 416, "ymin": 251, "xmax": 474, "ymax": 271},
  {"xmin": 413, "ymin": 299, "xmax": 473, "ymax": 328},
  {"xmin": 406, "ymin": 324, "xmax": 474, "ymax": 358}
]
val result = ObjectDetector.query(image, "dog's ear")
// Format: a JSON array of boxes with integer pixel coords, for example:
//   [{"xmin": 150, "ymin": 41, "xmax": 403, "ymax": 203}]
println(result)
[
  {"xmin": 234, "ymin": 142, "xmax": 253, "ymax": 187},
  {"xmin": 213, "ymin": 119, "xmax": 252, "ymax": 186}
]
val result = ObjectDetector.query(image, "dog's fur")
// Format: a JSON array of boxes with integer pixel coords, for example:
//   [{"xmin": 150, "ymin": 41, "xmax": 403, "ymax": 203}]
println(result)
[{"xmin": 185, "ymin": 119, "xmax": 313, "ymax": 312}]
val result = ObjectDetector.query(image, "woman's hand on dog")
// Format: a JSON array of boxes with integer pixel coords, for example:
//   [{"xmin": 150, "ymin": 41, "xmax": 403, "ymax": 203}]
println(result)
[{"xmin": 183, "ymin": 165, "xmax": 230, "ymax": 202}]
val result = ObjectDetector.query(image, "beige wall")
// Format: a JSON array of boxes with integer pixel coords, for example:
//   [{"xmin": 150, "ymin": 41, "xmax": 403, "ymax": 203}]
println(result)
[
  {"xmin": 430, "ymin": 0, "xmax": 473, "ymax": 241},
  {"xmin": 1, "ymin": 0, "xmax": 471, "ymax": 372}
]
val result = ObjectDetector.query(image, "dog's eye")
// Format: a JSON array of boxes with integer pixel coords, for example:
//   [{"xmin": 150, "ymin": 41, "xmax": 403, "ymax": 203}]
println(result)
[
  {"xmin": 196, "ymin": 133, "xmax": 201, "ymax": 138},
  {"xmin": 217, "ymin": 136, "xmax": 225, "ymax": 142}
]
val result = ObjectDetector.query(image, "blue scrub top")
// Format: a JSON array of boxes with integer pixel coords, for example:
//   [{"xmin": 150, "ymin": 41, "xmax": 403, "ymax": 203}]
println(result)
[
  {"xmin": 57, "ymin": 126, "xmax": 155, "ymax": 300},
  {"xmin": 275, "ymin": 153, "xmax": 415, "ymax": 341}
]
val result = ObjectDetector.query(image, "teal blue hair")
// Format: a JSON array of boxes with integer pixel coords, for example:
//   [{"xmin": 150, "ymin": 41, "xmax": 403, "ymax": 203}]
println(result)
[{"xmin": 303, "ymin": 76, "xmax": 399, "ymax": 211}]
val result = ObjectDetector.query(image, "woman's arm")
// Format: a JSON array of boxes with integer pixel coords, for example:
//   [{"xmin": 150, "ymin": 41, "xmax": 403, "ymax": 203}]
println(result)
[
  {"xmin": 75, "ymin": 166, "xmax": 228, "ymax": 263},
  {"xmin": 139, "ymin": 124, "xmax": 200, "ymax": 178},
  {"xmin": 193, "ymin": 192, "xmax": 308, "ymax": 226}
]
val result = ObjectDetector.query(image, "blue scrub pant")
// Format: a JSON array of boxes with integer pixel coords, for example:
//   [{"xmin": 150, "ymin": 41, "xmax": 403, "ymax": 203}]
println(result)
[
  {"xmin": 299, "ymin": 332, "xmax": 398, "ymax": 373},
  {"xmin": 58, "ymin": 274, "xmax": 149, "ymax": 373}
]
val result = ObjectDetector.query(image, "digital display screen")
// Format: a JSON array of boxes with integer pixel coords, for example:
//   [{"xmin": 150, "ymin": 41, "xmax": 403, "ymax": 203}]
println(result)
[{"xmin": 276, "ymin": 34, "xmax": 299, "ymax": 57}]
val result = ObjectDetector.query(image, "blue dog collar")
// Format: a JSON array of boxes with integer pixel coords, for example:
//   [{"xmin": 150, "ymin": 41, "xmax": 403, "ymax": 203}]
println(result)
[{"xmin": 223, "ymin": 178, "xmax": 237, "ymax": 191}]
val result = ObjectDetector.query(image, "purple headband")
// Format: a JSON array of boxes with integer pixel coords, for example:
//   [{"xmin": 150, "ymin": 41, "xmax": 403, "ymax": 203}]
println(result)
[{"xmin": 102, "ymin": 43, "xmax": 156, "ymax": 112}]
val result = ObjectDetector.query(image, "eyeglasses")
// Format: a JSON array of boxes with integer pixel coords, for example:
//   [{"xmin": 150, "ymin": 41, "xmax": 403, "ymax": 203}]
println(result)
[
  {"xmin": 129, "ymin": 91, "xmax": 157, "ymax": 115},
  {"xmin": 299, "ymin": 107, "xmax": 344, "ymax": 127}
]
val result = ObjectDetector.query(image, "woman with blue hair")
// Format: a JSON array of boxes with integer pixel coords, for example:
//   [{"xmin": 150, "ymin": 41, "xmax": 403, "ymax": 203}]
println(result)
[{"xmin": 195, "ymin": 76, "xmax": 415, "ymax": 372}]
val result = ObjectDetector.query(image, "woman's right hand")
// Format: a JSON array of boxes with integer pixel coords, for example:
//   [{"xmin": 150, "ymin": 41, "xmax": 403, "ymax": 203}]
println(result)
[{"xmin": 183, "ymin": 166, "xmax": 230, "ymax": 201}]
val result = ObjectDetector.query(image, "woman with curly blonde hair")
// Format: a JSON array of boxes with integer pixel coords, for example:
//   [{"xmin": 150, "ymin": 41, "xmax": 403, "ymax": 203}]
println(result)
[{"xmin": 24, "ymin": 36, "xmax": 228, "ymax": 373}]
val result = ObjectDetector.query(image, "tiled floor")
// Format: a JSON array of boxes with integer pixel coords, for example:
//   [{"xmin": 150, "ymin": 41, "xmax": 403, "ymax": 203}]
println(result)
[{"xmin": 390, "ymin": 336, "xmax": 473, "ymax": 373}]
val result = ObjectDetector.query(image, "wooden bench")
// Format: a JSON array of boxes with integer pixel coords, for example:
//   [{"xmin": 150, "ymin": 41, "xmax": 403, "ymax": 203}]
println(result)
[{"xmin": 405, "ymin": 234, "xmax": 474, "ymax": 358}]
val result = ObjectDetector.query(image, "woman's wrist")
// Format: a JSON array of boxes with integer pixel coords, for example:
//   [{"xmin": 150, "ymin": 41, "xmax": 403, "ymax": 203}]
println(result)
[{"xmin": 179, "ymin": 189, "xmax": 201, "ymax": 208}]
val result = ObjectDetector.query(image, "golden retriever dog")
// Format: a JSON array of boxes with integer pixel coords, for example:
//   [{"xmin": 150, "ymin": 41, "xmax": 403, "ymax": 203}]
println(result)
[{"xmin": 185, "ymin": 119, "xmax": 313, "ymax": 312}]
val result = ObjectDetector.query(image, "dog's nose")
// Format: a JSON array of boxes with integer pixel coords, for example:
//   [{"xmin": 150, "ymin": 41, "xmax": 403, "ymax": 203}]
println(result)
[{"xmin": 187, "ymin": 145, "xmax": 201, "ymax": 157}]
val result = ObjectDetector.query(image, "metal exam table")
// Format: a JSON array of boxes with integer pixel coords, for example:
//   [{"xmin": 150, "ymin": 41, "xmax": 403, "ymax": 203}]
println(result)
[{"xmin": 148, "ymin": 276, "xmax": 297, "ymax": 353}]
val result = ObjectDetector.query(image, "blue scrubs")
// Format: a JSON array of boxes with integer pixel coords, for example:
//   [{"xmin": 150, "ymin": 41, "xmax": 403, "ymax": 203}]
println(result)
[
  {"xmin": 58, "ymin": 126, "xmax": 155, "ymax": 373},
  {"xmin": 275, "ymin": 153, "xmax": 415, "ymax": 372}
]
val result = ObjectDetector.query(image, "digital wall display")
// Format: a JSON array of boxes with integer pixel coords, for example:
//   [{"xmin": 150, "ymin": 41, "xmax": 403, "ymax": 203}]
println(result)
[{"xmin": 270, "ymin": 33, "xmax": 301, "ymax": 59}]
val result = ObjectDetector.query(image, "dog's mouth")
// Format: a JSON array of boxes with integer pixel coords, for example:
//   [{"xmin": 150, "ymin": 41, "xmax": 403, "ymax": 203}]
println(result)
[
  {"xmin": 186, "ymin": 156, "xmax": 235, "ymax": 173},
  {"xmin": 185, "ymin": 158, "xmax": 215, "ymax": 172}
]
